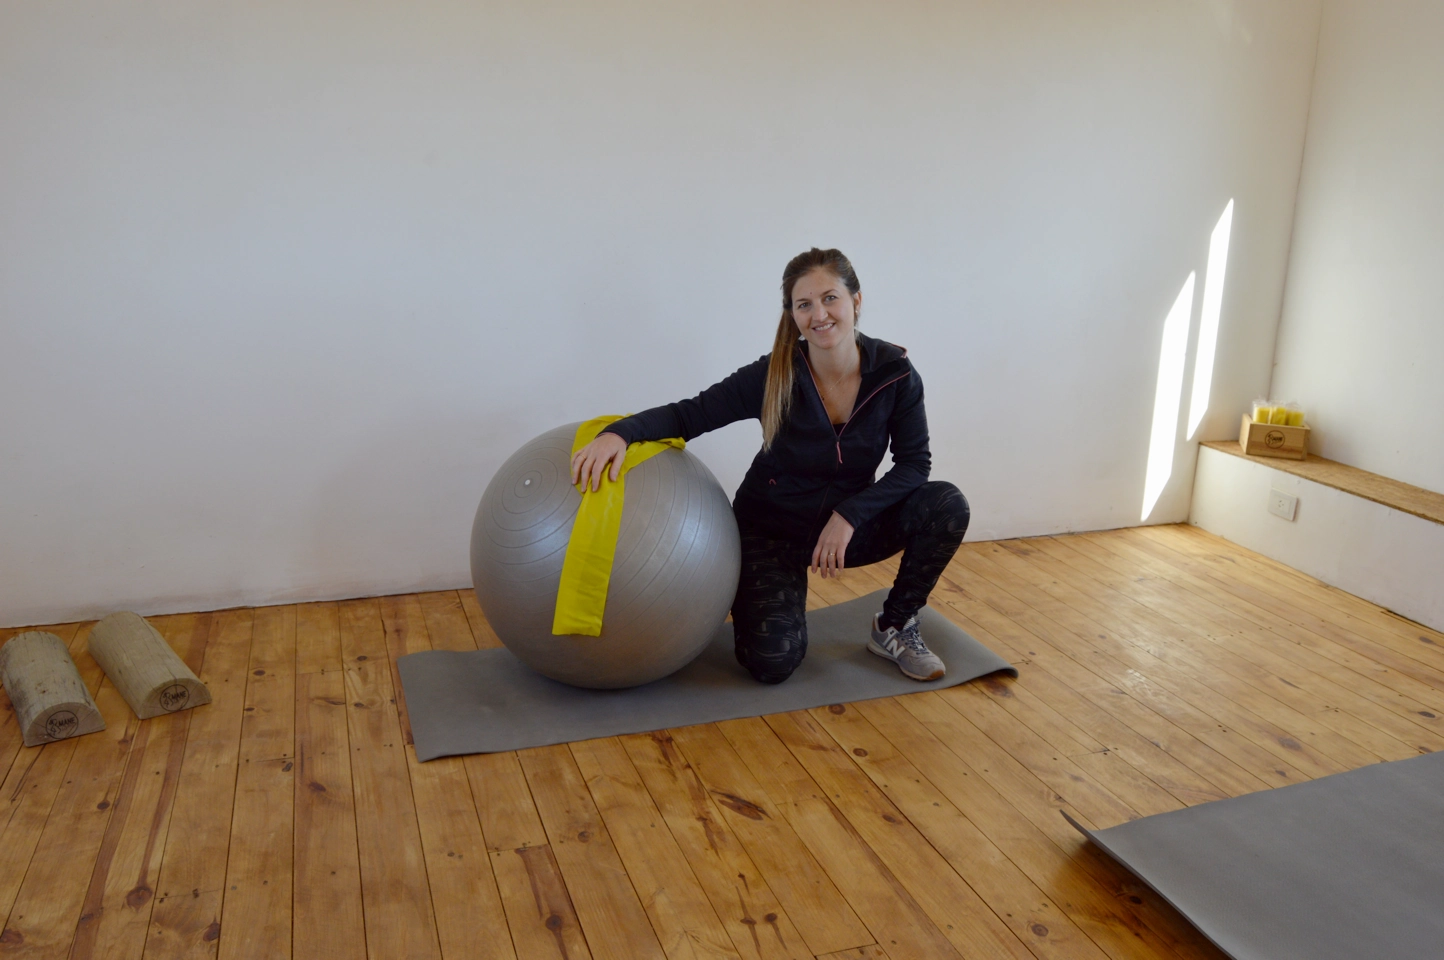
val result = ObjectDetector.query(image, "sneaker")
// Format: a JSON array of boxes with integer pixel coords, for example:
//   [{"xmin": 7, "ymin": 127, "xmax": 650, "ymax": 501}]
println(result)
[{"xmin": 868, "ymin": 613, "xmax": 946, "ymax": 681}]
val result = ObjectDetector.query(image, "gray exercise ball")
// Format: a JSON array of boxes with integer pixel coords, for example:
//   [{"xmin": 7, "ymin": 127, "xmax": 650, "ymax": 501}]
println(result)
[{"xmin": 470, "ymin": 422, "xmax": 741, "ymax": 689}]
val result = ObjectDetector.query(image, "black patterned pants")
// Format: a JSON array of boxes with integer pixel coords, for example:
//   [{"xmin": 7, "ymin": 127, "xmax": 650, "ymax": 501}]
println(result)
[{"xmin": 731, "ymin": 481, "xmax": 970, "ymax": 684}]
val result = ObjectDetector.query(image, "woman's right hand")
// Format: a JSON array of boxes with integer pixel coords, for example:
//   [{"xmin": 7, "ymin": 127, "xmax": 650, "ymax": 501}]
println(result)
[{"xmin": 569, "ymin": 432, "xmax": 629, "ymax": 492}]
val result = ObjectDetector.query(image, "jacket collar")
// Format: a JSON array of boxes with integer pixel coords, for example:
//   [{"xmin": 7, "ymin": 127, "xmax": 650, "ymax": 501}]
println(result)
[{"xmin": 797, "ymin": 331, "xmax": 907, "ymax": 377}]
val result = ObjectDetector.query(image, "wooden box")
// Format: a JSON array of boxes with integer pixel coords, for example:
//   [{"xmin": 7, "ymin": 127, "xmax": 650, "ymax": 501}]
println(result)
[{"xmin": 1239, "ymin": 413, "xmax": 1310, "ymax": 460}]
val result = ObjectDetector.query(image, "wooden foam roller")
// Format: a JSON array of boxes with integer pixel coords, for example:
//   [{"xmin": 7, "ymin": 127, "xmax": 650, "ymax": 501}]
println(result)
[
  {"xmin": 88, "ymin": 612, "xmax": 211, "ymax": 719},
  {"xmin": 0, "ymin": 631, "xmax": 107, "ymax": 746}
]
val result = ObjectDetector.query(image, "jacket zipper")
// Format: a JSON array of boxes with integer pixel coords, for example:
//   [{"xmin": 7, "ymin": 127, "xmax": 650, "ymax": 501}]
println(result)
[
  {"xmin": 804, "ymin": 351, "xmax": 911, "ymax": 465},
  {"xmin": 798, "ymin": 354, "xmax": 835, "ymax": 528},
  {"xmin": 834, "ymin": 372, "xmax": 910, "ymax": 464},
  {"xmin": 800, "ymin": 352, "xmax": 911, "ymax": 529}
]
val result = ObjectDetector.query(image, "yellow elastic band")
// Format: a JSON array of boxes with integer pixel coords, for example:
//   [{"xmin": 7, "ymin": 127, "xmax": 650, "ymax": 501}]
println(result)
[{"xmin": 552, "ymin": 416, "xmax": 685, "ymax": 637}]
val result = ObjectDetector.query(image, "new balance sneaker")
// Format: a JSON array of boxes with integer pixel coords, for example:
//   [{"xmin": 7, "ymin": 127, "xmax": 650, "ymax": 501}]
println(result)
[{"xmin": 868, "ymin": 613, "xmax": 946, "ymax": 681}]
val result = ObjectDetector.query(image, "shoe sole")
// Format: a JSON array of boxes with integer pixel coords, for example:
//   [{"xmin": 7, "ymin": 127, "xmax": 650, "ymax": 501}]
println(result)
[{"xmin": 867, "ymin": 639, "xmax": 945, "ymax": 682}]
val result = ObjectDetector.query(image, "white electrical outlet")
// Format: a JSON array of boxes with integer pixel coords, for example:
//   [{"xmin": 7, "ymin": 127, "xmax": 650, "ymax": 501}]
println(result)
[{"xmin": 1268, "ymin": 489, "xmax": 1298, "ymax": 521}]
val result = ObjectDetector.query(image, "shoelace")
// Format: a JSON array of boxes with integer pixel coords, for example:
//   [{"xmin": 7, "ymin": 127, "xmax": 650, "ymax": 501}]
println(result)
[{"xmin": 895, "ymin": 616, "xmax": 927, "ymax": 653}]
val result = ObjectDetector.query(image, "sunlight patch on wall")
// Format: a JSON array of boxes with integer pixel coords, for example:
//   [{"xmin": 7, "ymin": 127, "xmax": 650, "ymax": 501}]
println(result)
[
  {"xmin": 1187, "ymin": 200, "xmax": 1235, "ymax": 439},
  {"xmin": 1142, "ymin": 272, "xmax": 1196, "ymax": 522}
]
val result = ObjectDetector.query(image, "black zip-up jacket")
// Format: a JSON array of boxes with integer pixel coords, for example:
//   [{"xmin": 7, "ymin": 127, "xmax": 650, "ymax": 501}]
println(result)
[{"xmin": 604, "ymin": 332, "xmax": 930, "ymax": 543}]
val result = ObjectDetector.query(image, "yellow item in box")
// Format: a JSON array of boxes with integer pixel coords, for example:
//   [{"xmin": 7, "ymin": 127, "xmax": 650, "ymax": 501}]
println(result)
[
  {"xmin": 1253, "ymin": 403, "xmax": 1273, "ymax": 423},
  {"xmin": 1269, "ymin": 406, "xmax": 1291, "ymax": 425},
  {"xmin": 1240, "ymin": 413, "xmax": 1309, "ymax": 460},
  {"xmin": 1287, "ymin": 408, "xmax": 1305, "ymax": 426}
]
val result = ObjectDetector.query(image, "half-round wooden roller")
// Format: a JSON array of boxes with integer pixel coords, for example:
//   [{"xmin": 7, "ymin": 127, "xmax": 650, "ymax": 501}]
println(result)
[
  {"xmin": 0, "ymin": 631, "xmax": 107, "ymax": 746},
  {"xmin": 88, "ymin": 612, "xmax": 211, "ymax": 720}
]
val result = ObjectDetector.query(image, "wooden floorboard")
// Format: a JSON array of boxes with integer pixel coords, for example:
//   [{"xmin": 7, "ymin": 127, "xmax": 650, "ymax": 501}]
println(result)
[
  {"xmin": 0, "ymin": 524, "xmax": 1432, "ymax": 959},
  {"xmin": 717, "ymin": 716, "xmax": 967, "ymax": 960},
  {"xmin": 219, "ymin": 605, "xmax": 296, "ymax": 960},
  {"xmin": 292, "ymin": 602, "xmax": 365, "ymax": 960},
  {"xmin": 665, "ymin": 723, "xmax": 871, "ymax": 956},
  {"xmin": 519, "ymin": 743, "xmax": 667, "ymax": 960},
  {"xmin": 338, "ymin": 599, "xmax": 440, "ymax": 960},
  {"xmin": 388, "ymin": 594, "xmax": 516, "ymax": 960},
  {"xmin": 620, "ymin": 730, "xmax": 817, "ymax": 960},
  {"xmin": 142, "ymin": 608, "xmax": 251, "ymax": 960}
]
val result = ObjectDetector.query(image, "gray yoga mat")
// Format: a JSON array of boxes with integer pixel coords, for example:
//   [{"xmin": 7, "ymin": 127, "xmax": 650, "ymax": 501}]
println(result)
[
  {"xmin": 1067, "ymin": 750, "xmax": 1444, "ymax": 960},
  {"xmin": 398, "ymin": 588, "xmax": 1015, "ymax": 760}
]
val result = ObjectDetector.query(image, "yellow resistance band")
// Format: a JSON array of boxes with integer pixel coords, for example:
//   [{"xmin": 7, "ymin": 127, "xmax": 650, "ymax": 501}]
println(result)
[{"xmin": 552, "ymin": 416, "xmax": 685, "ymax": 637}]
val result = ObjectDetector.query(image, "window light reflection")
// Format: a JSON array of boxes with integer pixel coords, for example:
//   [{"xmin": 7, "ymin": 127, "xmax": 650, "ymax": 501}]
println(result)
[
  {"xmin": 1142, "ymin": 272, "xmax": 1196, "ymax": 521},
  {"xmin": 1187, "ymin": 200, "xmax": 1234, "ymax": 439}
]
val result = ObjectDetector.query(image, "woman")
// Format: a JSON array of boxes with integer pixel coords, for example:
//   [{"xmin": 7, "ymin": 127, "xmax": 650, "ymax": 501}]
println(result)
[{"xmin": 570, "ymin": 248, "xmax": 970, "ymax": 684}]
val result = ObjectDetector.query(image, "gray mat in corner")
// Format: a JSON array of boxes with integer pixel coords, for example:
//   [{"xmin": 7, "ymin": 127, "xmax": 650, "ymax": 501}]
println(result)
[
  {"xmin": 397, "ymin": 588, "xmax": 1016, "ymax": 760},
  {"xmin": 1067, "ymin": 750, "xmax": 1444, "ymax": 960}
]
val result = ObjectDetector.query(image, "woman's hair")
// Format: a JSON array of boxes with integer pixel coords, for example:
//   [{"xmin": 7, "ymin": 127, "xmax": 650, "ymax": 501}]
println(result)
[{"xmin": 761, "ymin": 247, "xmax": 862, "ymax": 449}]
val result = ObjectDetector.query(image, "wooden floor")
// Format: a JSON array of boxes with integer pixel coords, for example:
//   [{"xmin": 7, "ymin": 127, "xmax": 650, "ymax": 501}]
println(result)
[{"xmin": 3, "ymin": 523, "xmax": 1443, "ymax": 960}]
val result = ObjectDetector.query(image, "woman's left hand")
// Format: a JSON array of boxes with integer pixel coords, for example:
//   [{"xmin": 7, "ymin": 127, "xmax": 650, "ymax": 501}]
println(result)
[{"xmin": 810, "ymin": 512, "xmax": 855, "ymax": 579}]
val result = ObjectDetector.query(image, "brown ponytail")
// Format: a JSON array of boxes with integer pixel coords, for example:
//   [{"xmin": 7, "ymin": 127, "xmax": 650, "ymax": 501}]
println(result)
[
  {"xmin": 761, "ymin": 247, "xmax": 861, "ymax": 450},
  {"xmin": 761, "ymin": 311, "xmax": 797, "ymax": 449}
]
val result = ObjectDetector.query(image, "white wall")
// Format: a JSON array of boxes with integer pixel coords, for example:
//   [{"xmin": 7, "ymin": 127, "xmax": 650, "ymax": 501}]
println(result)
[
  {"xmin": 1, "ymin": 0, "xmax": 1322, "ymax": 626},
  {"xmin": 1191, "ymin": 446, "xmax": 1444, "ymax": 631},
  {"xmin": 1271, "ymin": 0, "xmax": 1444, "ymax": 494}
]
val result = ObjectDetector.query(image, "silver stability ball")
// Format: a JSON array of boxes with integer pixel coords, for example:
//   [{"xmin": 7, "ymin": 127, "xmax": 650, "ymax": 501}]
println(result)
[{"xmin": 470, "ymin": 422, "xmax": 742, "ymax": 689}]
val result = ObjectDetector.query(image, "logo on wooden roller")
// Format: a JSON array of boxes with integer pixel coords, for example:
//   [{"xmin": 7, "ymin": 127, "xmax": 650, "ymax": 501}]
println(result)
[
  {"xmin": 159, "ymin": 684, "xmax": 190, "ymax": 712},
  {"xmin": 45, "ymin": 710, "xmax": 79, "ymax": 740},
  {"xmin": 1265, "ymin": 430, "xmax": 1286, "ymax": 449}
]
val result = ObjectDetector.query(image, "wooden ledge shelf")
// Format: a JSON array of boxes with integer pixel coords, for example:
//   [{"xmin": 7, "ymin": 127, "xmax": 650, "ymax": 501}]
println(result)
[{"xmin": 1202, "ymin": 440, "xmax": 1444, "ymax": 526}]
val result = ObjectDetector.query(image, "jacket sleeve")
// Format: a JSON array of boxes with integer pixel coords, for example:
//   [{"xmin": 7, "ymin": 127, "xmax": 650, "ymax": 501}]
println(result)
[
  {"xmin": 832, "ymin": 368, "xmax": 931, "ymax": 530},
  {"xmin": 603, "ymin": 355, "xmax": 769, "ymax": 444}
]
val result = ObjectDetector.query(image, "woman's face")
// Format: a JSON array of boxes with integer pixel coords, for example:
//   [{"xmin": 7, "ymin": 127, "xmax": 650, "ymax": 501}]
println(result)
[{"xmin": 790, "ymin": 267, "xmax": 862, "ymax": 351}]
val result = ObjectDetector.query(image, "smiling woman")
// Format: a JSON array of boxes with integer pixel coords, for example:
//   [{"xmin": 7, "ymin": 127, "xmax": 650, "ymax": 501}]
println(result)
[
  {"xmin": 761, "ymin": 248, "xmax": 865, "ymax": 448},
  {"xmin": 569, "ymin": 248, "xmax": 970, "ymax": 686}
]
